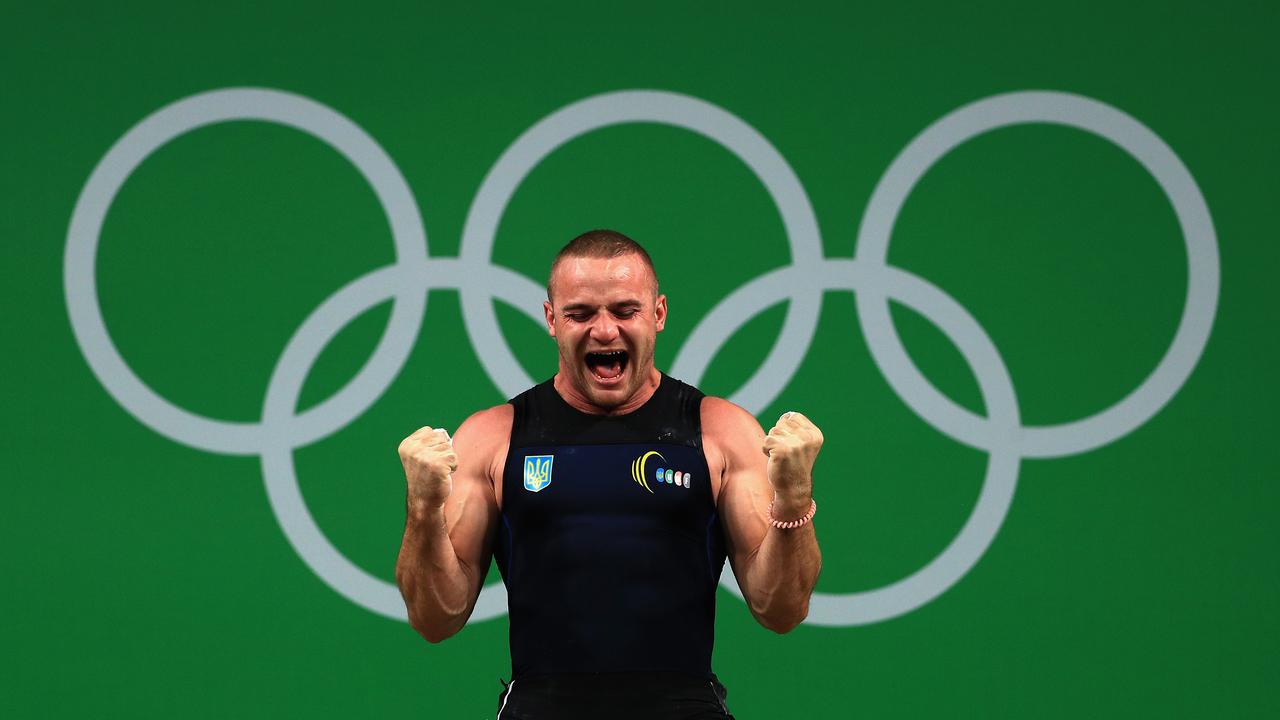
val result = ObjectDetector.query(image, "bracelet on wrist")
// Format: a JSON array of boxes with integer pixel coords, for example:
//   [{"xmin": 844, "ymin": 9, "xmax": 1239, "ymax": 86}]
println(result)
[{"xmin": 766, "ymin": 497, "xmax": 817, "ymax": 529}]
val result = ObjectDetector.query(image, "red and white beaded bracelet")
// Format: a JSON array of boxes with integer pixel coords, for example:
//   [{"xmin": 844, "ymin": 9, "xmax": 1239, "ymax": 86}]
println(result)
[{"xmin": 766, "ymin": 498, "xmax": 817, "ymax": 529}]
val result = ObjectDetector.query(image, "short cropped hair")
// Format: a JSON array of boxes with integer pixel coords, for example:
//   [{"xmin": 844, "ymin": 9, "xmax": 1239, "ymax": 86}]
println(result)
[{"xmin": 547, "ymin": 229, "xmax": 659, "ymax": 300}]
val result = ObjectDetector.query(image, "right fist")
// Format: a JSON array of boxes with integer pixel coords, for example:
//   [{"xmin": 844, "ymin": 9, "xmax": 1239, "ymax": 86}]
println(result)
[{"xmin": 398, "ymin": 426, "xmax": 457, "ymax": 510}]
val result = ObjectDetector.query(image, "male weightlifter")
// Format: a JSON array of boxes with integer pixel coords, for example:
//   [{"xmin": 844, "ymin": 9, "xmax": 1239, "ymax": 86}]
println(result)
[{"xmin": 395, "ymin": 229, "xmax": 823, "ymax": 719}]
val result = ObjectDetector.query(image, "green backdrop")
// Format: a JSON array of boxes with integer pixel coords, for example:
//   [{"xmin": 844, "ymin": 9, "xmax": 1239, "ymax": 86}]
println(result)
[{"xmin": 3, "ymin": 2, "xmax": 1277, "ymax": 717}]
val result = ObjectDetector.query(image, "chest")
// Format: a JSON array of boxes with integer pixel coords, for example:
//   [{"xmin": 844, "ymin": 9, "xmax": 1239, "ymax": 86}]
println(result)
[{"xmin": 495, "ymin": 441, "xmax": 722, "ymax": 515}]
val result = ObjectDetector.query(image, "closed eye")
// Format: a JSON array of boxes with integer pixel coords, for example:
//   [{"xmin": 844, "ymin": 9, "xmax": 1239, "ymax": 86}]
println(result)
[{"xmin": 611, "ymin": 302, "xmax": 642, "ymax": 318}]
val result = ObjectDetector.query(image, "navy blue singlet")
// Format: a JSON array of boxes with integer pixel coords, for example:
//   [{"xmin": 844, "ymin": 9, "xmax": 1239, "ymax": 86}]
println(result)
[{"xmin": 495, "ymin": 373, "xmax": 728, "ymax": 680}]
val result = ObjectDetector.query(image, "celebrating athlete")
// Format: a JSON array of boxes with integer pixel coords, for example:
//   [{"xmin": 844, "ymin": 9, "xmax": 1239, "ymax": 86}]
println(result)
[{"xmin": 395, "ymin": 229, "xmax": 823, "ymax": 719}]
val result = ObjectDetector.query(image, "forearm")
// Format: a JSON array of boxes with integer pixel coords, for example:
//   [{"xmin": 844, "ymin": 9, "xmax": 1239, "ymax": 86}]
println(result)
[
  {"xmin": 744, "ymin": 487, "xmax": 822, "ymax": 633},
  {"xmin": 395, "ymin": 500, "xmax": 477, "ymax": 643}
]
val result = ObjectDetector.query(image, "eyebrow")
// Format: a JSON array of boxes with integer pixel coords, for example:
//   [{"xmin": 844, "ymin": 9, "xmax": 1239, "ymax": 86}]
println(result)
[{"xmin": 560, "ymin": 300, "xmax": 643, "ymax": 312}]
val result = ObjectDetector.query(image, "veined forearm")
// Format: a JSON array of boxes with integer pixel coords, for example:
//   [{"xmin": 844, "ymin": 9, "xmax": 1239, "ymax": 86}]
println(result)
[
  {"xmin": 744, "ymin": 489, "xmax": 822, "ymax": 633},
  {"xmin": 395, "ymin": 502, "xmax": 476, "ymax": 642}
]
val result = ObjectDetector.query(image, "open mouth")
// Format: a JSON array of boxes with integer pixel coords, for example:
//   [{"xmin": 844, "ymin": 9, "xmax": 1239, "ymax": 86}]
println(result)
[{"xmin": 584, "ymin": 349, "xmax": 629, "ymax": 382}]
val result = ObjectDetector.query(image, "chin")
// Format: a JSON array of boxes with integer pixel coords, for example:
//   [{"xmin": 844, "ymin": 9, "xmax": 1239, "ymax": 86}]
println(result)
[
  {"xmin": 584, "ymin": 384, "xmax": 628, "ymax": 409},
  {"xmin": 582, "ymin": 371, "xmax": 645, "ymax": 409}
]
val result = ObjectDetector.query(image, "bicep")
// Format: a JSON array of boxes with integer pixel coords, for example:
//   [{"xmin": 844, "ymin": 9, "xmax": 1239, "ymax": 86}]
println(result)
[
  {"xmin": 441, "ymin": 467, "xmax": 497, "ymax": 593},
  {"xmin": 712, "ymin": 405, "xmax": 771, "ymax": 593},
  {"xmin": 440, "ymin": 408, "xmax": 507, "ymax": 595}
]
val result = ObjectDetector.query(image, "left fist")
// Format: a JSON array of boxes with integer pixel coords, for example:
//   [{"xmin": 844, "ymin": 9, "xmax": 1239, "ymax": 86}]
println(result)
[{"xmin": 762, "ymin": 411, "xmax": 824, "ymax": 493}]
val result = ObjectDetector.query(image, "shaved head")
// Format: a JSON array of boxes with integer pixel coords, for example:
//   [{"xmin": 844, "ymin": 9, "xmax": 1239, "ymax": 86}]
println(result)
[{"xmin": 547, "ymin": 229, "xmax": 659, "ymax": 302}]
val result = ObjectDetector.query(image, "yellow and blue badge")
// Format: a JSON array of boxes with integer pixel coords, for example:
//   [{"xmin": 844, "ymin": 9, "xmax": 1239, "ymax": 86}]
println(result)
[
  {"xmin": 523, "ymin": 454, "xmax": 554, "ymax": 492},
  {"xmin": 629, "ymin": 450, "xmax": 691, "ymax": 493}
]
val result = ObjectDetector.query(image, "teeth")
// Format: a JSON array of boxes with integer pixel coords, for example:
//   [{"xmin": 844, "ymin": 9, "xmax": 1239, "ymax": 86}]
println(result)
[{"xmin": 586, "ymin": 350, "xmax": 627, "ymax": 379}]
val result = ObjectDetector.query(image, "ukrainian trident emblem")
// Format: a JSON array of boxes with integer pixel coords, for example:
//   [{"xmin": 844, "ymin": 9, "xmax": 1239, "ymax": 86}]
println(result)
[{"xmin": 523, "ymin": 455, "xmax": 554, "ymax": 492}]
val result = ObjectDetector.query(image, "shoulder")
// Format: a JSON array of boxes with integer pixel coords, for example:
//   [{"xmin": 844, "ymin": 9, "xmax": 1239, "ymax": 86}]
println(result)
[
  {"xmin": 700, "ymin": 396, "xmax": 764, "ymax": 437},
  {"xmin": 454, "ymin": 403, "xmax": 515, "ymax": 495},
  {"xmin": 699, "ymin": 396, "xmax": 766, "ymax": 475},
  {"xmin": 698, "ymin": 396, "xmax": 768, "ymax": 503},
  {"xmin": 455, "ymin": 403, "xmax": 514, "ymax": 443}
]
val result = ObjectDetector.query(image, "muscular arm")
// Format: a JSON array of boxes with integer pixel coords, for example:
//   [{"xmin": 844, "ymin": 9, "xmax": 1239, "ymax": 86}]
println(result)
[
  {"xmin": 704, "ymin": 398, "xmax": 822, "ymax": 634},
  {"xmin": 394, "ymin": 404, "xmax": 511, "ymax": 643}
]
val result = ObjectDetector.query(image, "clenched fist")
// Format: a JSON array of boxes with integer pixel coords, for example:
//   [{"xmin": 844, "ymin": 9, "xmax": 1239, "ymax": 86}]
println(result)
[
  {"xmin": 762, "ymin": 411, "xmax": 823, "ymax": 495},
  {"xmin": 398, "ymin": 426, "xmax": 457, "ymax": 510}
]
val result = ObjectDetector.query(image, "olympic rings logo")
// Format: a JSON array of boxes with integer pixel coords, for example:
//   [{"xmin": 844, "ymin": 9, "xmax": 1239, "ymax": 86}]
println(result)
[{"xmin": 64, "ymin": 87, "xmax": 1219, "ymax": 627}]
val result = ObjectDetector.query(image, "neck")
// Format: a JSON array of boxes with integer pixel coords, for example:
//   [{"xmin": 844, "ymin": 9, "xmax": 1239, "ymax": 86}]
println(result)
[{"xmin": 553, "ymin": 366, "xmax": 662, "ymax": 416}]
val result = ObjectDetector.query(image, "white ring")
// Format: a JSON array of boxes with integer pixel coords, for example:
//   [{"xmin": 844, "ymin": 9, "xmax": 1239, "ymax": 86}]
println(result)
[
  {"xmin": 64, "ymin": 88, "xmax": 434, "ymax": 620},
  {"xmin": 695, "ymin": 260, "xmax": 1023, "ymax": 623},
  {"xmin": 261, "ymin": 260, "xmax": 545, "ymax": 621},
  {"xmin": 854, "ymin": 91, "xmax": 1219, "ymax": 458},
  {"xmin": 64, "ymin": 87, "xmax": 1219, "ymax": 627},
  {"xmin": 459, "ymin": 90, "xmax": 825, "ymax": 414},
  {"xmin": 64, "ymin": 87, "xmax": 429, "ymax": 454}
]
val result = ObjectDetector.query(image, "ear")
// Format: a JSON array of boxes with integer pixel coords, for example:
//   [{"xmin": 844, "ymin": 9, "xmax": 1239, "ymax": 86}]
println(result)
[
  {"xmin": 543, "ymin": 300, "xmax": 557, "ymax": 337},
  {"xmin": 654, "ymin": 294, "xmax": 667, "ymax": 332}
]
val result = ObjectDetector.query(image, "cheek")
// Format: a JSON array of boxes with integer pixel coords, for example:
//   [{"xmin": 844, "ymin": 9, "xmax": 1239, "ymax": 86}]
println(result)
[{"xmin": 560, "ymin": 327, "xmax": 587, "ymax": 348}]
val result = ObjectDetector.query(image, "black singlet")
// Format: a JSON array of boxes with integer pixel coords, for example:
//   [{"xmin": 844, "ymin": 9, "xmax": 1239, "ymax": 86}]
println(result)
[{"xmin": 495, "ymin": 373, "xmax": 728, "ymax": 680}]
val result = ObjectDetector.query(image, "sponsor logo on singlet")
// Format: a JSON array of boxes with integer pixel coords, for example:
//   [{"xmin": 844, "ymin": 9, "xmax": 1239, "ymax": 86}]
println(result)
[
  {"xmin": 630, "ymin": 450, "xmax": 691, "ymax": 493},
  {"xmin": 523, "ymin": 455, "xmax": 554, "ymax": 492}
]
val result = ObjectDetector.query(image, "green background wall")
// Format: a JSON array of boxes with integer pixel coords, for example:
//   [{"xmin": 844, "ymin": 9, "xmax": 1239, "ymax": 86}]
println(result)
[{"xmin": 3, "ymin": 2, "xmax": 1277, "ymax": 717}]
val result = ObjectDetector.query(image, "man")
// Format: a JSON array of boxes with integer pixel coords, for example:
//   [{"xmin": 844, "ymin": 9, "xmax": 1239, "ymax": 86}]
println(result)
[{"xmin": 395, "ymin": 229, "xmax": 823, "ymax": 719}]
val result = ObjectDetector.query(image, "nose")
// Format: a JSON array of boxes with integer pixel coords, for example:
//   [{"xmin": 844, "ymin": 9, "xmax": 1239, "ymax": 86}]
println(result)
[{"xmin": 589, "ymin": 314, "xmax": 620, "ymax": 343}]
